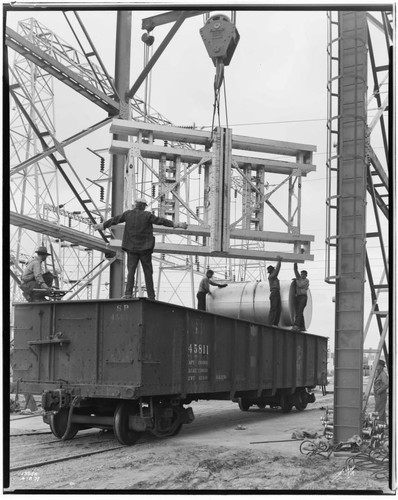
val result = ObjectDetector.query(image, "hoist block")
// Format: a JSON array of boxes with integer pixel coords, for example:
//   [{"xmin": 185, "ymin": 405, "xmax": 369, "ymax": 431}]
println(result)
[{"xmin": 200, "ymin": 14, "xmax": 240, "ymax": 66}]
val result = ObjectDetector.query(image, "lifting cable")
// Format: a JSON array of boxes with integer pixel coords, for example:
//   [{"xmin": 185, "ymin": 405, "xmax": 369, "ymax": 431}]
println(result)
[{"xmin": 201, "ymin": 12, "xmax": 239, "ymax": 145}]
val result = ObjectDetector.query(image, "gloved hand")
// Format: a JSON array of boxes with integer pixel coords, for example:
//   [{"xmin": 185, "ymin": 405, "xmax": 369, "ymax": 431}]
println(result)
[
  {"xmin": 174, "ymin": 222, "xmax": 188, "ymax": 229},
  {"xmin": 218, "ymin": 284, "xmax": 228, "ymax": 288},
  {"xmin": 93, "ymin": 223, "xmax": 104, "ymax": 231}
]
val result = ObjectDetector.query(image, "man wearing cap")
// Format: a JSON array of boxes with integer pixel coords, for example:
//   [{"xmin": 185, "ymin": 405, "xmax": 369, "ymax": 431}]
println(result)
[
  {"xmin": 94, "ymin": 198, "xmax": 188, "ymax": 300},
  {"xmin": 267, "ymin": 256, "xmax": 282, "ymax": 326},
  {"xmin": 373, "ymin": 359, "xmax": 389, "ymax": 422},
  {"xmin": 20, "ymin": 246, "xmax": 54, "ymax": 301}
]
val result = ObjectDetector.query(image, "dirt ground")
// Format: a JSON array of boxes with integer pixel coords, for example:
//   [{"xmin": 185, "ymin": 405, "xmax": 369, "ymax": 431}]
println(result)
[{"xmin": 5, "ymin": 389, "xmax": 393, "ymax": 494}]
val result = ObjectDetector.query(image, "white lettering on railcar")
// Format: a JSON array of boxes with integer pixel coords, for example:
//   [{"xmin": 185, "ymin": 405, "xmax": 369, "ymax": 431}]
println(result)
[{"xmin": 188, "ymin": 343, "xmax": 209, "ymax": 355}]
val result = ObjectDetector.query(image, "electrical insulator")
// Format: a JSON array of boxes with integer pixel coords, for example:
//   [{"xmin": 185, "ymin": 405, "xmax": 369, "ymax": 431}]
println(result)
[
  {"xmin": 100, "ymin": 158, "xmax": 105, "ymax": 172},
  {"xmin": 100, "ymin": 187, "xmax": 104, "ymax": 202},
  {"xmin": 152, "ymin": 184, "xmax": 156, "ymax": 198},
  {"xmin": 164, "ymin": 140, "xmax": 168, "ymax": 147},
  {"xmin": 196, "ymin": 207, "xmax": 200, "ymax": 217},
  {"xmin": 199, "ymin": 165, "xmax": 202, "ymax": 175},
  {"xmin": 234, "ymin": 189, "xmax": 237, "ymax": 198},
  {"xmin": 68, "ymin": 217, "xmax": 72, "ymax": 228}
]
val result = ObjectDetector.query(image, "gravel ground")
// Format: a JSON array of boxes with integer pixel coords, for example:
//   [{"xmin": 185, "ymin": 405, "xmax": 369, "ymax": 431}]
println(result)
[{"xmin": 5, "ymin": 390, "xmax": 393, "ymax": 494}]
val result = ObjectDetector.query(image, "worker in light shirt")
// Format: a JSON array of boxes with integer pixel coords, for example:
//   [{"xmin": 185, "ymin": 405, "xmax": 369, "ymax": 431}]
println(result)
[
  {"xmin": 292, "ymin": 262, "xmax": 309, "ymax": 331},
  {"xmin": 20, "ymin": 246, "xmax": 54, "ymax": 301},
  {"xmin": 197, "ymin": 270, "xmax": 227, "ymax": 311}
]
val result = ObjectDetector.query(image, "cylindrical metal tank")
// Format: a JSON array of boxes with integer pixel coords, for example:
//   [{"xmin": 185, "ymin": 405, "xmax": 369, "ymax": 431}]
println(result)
[{"xmin": 206, "ymin": 280, "xmax": 312, "ymax": 329}]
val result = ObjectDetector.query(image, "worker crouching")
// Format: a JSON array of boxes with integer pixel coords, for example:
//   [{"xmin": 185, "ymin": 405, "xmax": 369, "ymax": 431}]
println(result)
[{"xmin": 20, "ymin": 246, "xmax": 54, "ymax": 302}]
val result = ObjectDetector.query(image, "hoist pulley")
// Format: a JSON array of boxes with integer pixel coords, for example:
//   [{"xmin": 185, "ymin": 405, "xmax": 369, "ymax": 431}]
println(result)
[{"xmin": 199, "ymin": 14, "xmax": 240, "ymax": 67}]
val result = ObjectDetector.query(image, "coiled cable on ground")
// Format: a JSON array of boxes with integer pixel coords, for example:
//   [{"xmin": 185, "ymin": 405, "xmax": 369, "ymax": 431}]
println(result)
[
  {"xmin": 344, "ymin": 442, "xmax": 389, "ymax": 481},
  {"xmin": 300, "ymin": 436, "xmax": 389, "ymax": 481}
]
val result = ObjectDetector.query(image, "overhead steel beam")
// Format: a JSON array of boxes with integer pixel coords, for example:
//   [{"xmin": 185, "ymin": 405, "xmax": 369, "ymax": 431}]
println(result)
[
  {"xmin": 142, "ymin": 10, "xmax": 209, "ymax": 31},
  {"xmin": 5, "ymin": 27, "xmax": 119, "ymax": 114},
  {"xmin": 110, "ymin": 118, "xmax": 317, "ymax": 157},
  {"xmin": 10, "ymin": 212, "xmax": 115, "ymax": 255},
  {"xmin": 108, "ymin": 240, "xmax": 312, "ymax": 263},
  {"xmin": 9, "ymin": 212, "xmax": 314, "ymax": 262},
  {"xmin": 126, "ymin": 11, "xmax": 188, "ymax": 100},
  {"xmin": 10, "ymin": 88, "xmax": 109, "ymax": 243},
  {"xmin": 109, "ymin": 139, "xmax": 315, "ymax": 175},
  {"xmin": 10, "ymin": 117, "xmax": 113, "ymax": 176}
]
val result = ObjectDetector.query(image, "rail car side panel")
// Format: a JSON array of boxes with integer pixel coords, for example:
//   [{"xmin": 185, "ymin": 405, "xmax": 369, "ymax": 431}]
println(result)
[{"xmin": 12, "ymin": 299, "xmax": 327, "ymax": 400}]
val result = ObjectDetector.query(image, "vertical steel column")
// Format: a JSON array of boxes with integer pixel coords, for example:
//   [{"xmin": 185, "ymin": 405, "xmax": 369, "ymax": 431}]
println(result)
[
  {"xmin": 209, "ymin": 127, "xmax": 231, "ymax": 253},
  {"xmin": 109, "ymin": 11, "xmax": 132, "ymax": 298},
  {"xmin": 333, "ymin": 11, "xmax": 368, "ymax": 443}
]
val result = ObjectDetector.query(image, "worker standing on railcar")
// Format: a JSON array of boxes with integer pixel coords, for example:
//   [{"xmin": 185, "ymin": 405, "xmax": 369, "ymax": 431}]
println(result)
[
  {"xmin": 197, "ymin": 270, "xmax": 227, "ymax": 311},
  {"xmin": 292, "ymin": 262, "xmax": 310, "ymax": 331},
  {"xmin": 373, "ymin": 359, "xmax": 389, "ymax": 422},
  {"xmin": 20, "ymin": 246, "xmax": 54, "ymax": 301},
  {"xmin": 267, "ymin": 257, "xmax": 282, "ymax": 326},
  {"xmin": 93, "ymin": 198, "xmax": 188, "ymax": 299}
]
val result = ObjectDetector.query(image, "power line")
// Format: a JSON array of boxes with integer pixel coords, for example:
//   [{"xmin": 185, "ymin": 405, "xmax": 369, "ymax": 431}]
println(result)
[{"xmin": 200, "ymin": 118, "xmax": 327, "ymax": 129}]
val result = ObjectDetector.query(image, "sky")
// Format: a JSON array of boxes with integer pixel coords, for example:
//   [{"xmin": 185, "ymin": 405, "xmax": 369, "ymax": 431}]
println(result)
[{"xmin": 6, "ymin": 4, "xmax": 391, "ymax": 351}]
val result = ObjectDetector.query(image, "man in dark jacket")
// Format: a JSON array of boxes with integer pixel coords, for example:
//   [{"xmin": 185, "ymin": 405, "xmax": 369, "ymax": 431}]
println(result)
[{"xmin": 94, "ymin": 198, "xmax": 187, "ymax": 299}]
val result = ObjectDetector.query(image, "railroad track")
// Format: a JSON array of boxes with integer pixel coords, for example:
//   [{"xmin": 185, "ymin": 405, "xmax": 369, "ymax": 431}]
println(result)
[{"xmin": 9, "ymin": 430, "xmax": 127, "ymax": 473}]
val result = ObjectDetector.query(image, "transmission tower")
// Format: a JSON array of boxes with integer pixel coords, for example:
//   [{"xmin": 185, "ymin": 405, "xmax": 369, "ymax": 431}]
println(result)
[
  {"xmin": 8, "ymin": 12, "xmax": 316, "ymax": 310},
  {"xmin": 326, "ymin": 10, "xmax": 391, "ymax": 442}
]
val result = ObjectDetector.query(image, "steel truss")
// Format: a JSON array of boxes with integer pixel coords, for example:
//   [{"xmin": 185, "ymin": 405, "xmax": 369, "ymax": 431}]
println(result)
[
  {"xmin": 8, "ymin": 13, "xmax": 316, "ymax": 308},
  {"xmin": 8, "ymin": 16, "xmax": 175, "ymax": 304}
]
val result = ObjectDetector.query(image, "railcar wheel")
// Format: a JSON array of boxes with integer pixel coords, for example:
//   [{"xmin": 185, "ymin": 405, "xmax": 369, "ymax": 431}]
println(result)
[
  {"xmin": 238, "ymin": 398, "xmax": 251, "ymax": 411},
  {"xmin": 280, "ymin": 394, "xmax": 293, "ymax": 414},
  {"xmin": 171, "ymin": 423, "xmax": 183, "ymax": 436},
  {"xmin": 294, "ymin": 390, "xmax": 308, "ymax": 411},
  {"xmin": 49, "ymin": 407, "xmax": 79, "ymax": 440},
  {"xmin": 114, "ymin": 401, "xmax": 141, "ymax": 446},
  {"xmin": 257, "ymin": 403, "xmax": 266, "ymax": 409}
]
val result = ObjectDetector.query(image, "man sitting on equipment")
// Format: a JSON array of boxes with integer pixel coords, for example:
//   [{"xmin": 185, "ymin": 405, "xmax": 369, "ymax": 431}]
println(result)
[{"xmin": 20, "ymin": 246, "xmax": 54, "ymax": 302}]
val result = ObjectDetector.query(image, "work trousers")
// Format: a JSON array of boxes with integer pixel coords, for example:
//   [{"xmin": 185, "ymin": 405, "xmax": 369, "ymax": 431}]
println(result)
[
  {"xmin": 125, "ymin": 250, "xmax": 155, "ymax": 299},
  {"xmin": 269, "ymin": 289, "xmax": 281, "ymax": 326},
  {"xmin": 197, "ymin": 291, "xmax": 207, "ymax": 311},
  {"xmin": 20, "ymin": 272, "xmax": 54, "ymax": 302},
  {"xmin": 375, "ymin": 391, "xmax": 387, "ymax": 422},
  {"xmin": 294, "ymin": 294, "xmax": 307, "ymax": 330}
]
